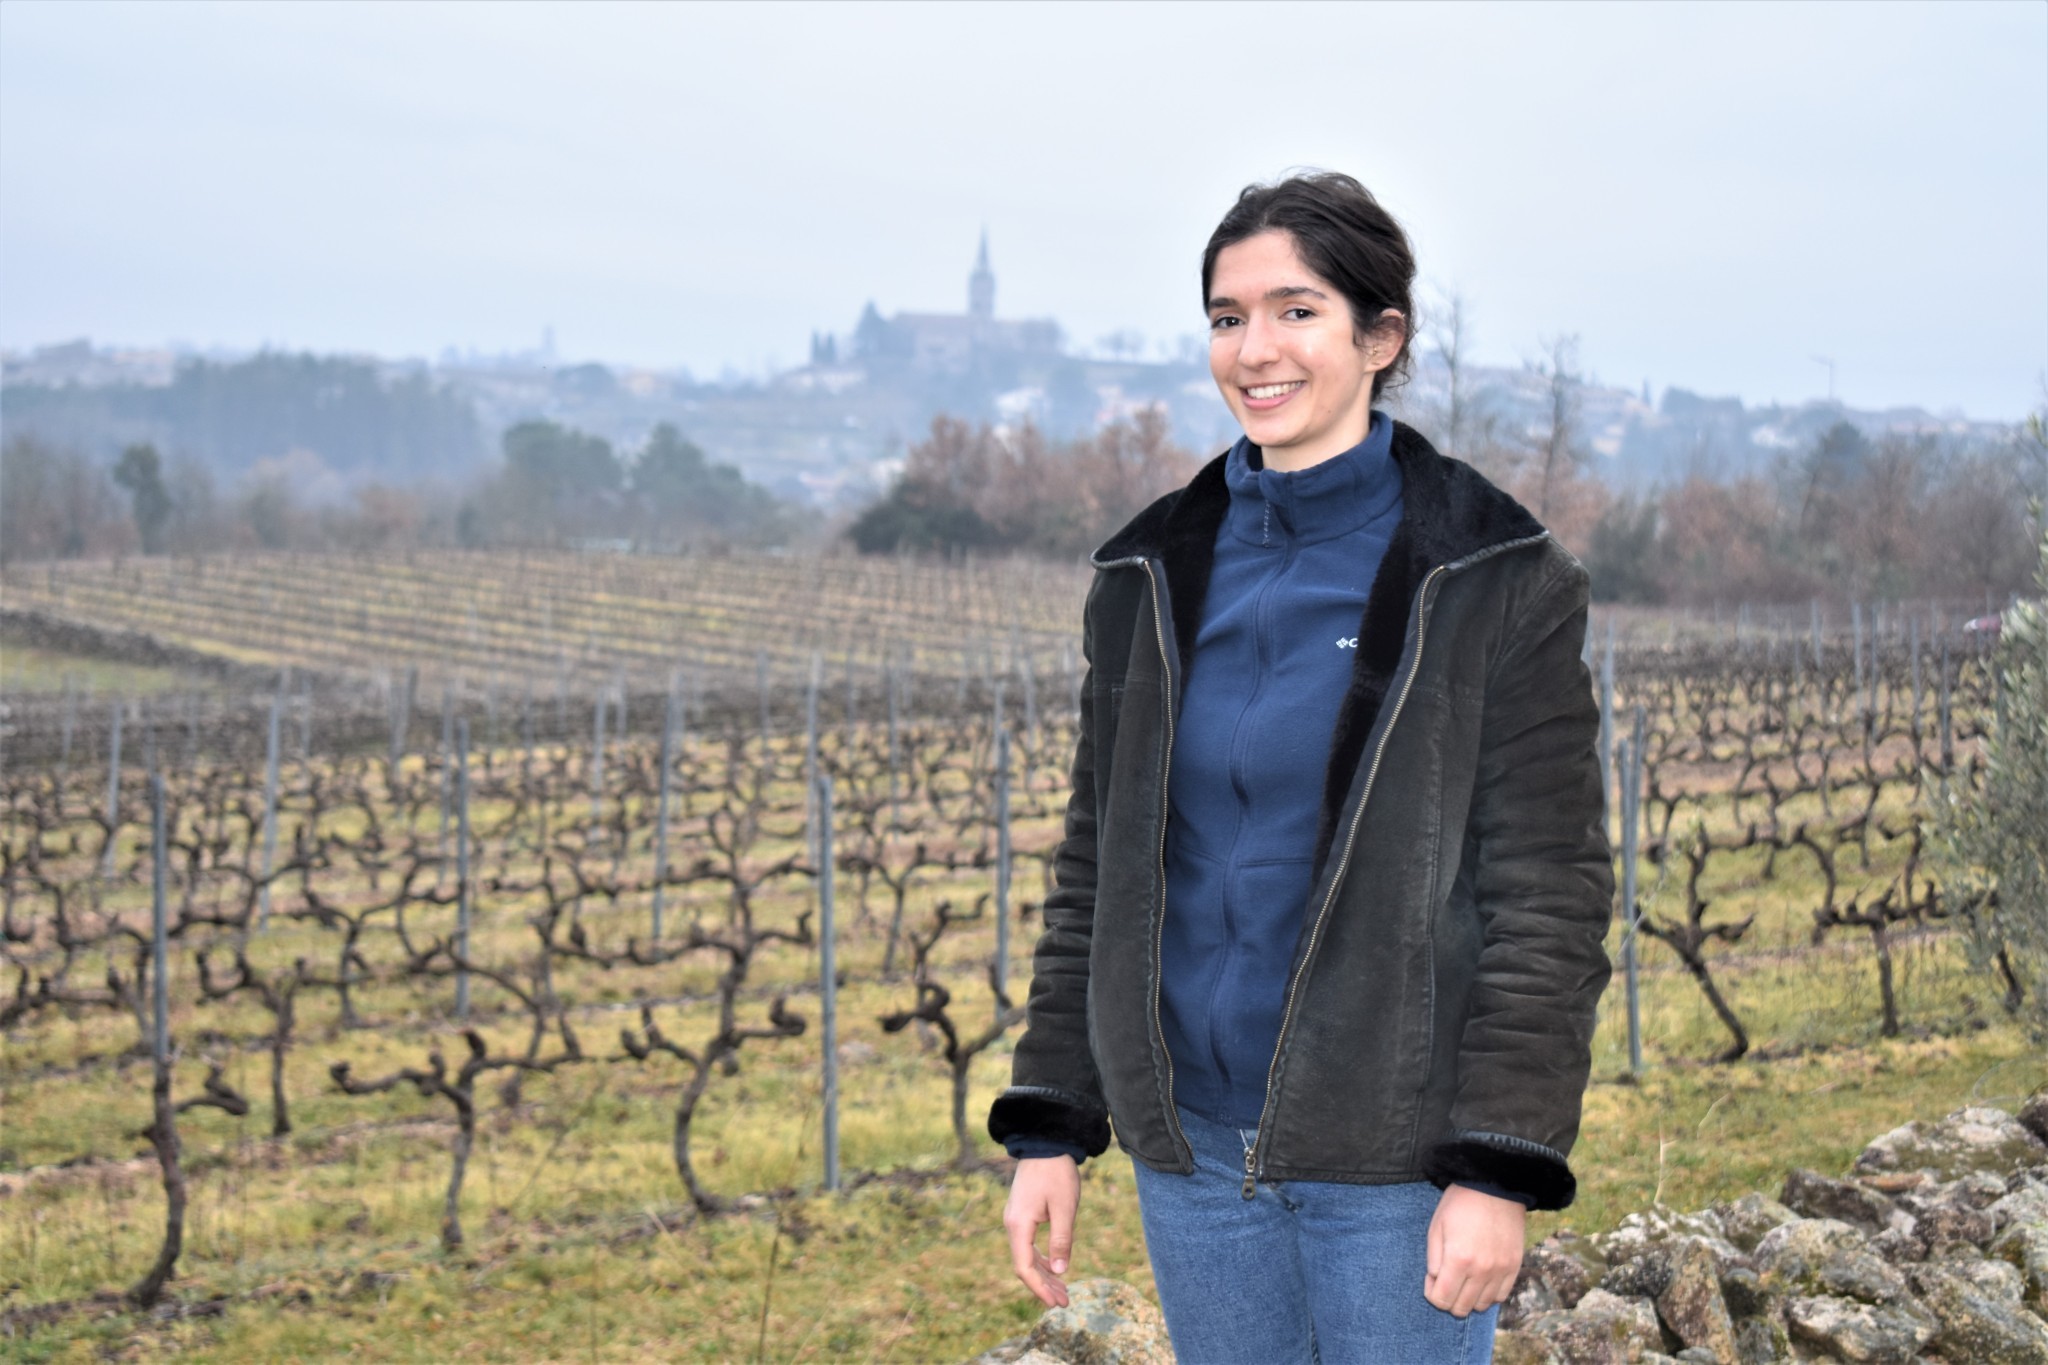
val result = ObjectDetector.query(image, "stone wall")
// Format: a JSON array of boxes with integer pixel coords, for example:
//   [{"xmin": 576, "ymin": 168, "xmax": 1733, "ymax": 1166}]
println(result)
[{"xmin": 976, "ymin": 1095, "xmax": 2048, "ymax": 1364}]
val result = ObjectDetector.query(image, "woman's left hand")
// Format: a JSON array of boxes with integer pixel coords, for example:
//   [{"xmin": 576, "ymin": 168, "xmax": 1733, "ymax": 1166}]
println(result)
[{"xmin": 1423, "ymin": 1184, "xmax": 1526, "ymax": 1317}]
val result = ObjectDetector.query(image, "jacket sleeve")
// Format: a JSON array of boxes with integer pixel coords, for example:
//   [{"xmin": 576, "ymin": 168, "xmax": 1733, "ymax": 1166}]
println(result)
[
  {"xmin": 1423, "ymin": 554, "xmax": 1614, "ymax": 1211},
  {"xmin": 986, "ymin": 578, "xmax": 1114, "ymax": 1159}
]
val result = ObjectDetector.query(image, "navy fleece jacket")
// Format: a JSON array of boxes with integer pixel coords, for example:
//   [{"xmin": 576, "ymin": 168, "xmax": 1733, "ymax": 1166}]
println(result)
[{"xmin": 1160, "ymin": 414, "xmax": 1402, "ymax": 1128}]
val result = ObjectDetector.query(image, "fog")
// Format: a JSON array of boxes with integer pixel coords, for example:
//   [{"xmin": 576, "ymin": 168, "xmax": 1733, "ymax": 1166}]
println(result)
[{"xmin": 2, "ymin": 0, "xmax": 2043, "ymax": 417}]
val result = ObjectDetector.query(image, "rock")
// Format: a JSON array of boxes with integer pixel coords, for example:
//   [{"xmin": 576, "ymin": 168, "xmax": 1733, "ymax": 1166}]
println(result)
[
  {"xmin": 972, "ymin": 1346, "xmax": 1068, "ymax": 1365},
  {"xmin": 1912, "ymin": 1263, "xmax": 2048, "ymax": 1364},
  {"xmin": 1673, "ymin": 1350, "xmax": 1724, "ymax": 1365},
  {"xmin": 1526, "ymin": 1239, "xmax": 1599, "ymax": 1309},
  {"xmin": 1600, "ymin": 1250, "xmax": 1672, "ymax": 1300},
  {"xmin": 1574, "ymin": 1288, "xmax": 1660, "ymax": 1327},
  {"xmin": 1714, "ymin": 1267, "xmax": 1796, "ymax": 1365},
  {"xmin": 1869, "ymin": 1225, "xmax": 1925, "ymax": 1266},
  {"xmin": 1022, "ymin": 1279, "xmax": 1174, "ymax": 1365},
  {"xmin": 2020, "ymin": 1090, "xmax": 2048, "ymax": 1148},
  {"xmin": 1992, "ymin": 1181, "xmax": 2048, "ymax": 1237},
  {"xmin": 1756, "ymin": 1218, "xmax": 1911, "ymax": 1306},
  {"xmin": 1854, "ymin": 1106, "xmax": 2048, "ymax": 1183},
  {"xmin": 1993, "ymin": 1222, "xmax": 2048, "ymax": 1312},
  {"xmin": 1596, "ymin": 1206, "xmax": 1750, "ymax": 1291},
  {"xmin": 1714, "ymin": 1192, "xmax": 1800, "ymax": 1254},
  {"xmin": 1916, "ymin": 1201, "xmax": 1996, "ymax": 1254},
  {"xmin": 1935, "ymin": 1169, "xmax": 2012, "ymax": 1210},
  {"xmin": 1654, "ymin": 1238, "xmax": 1741, "ymax": 1364},
  {"xmin": 1492, "ymin": 1327, "xmax": 1564, "ymax": 1365},
  {"xmin": 1597, "ymin": 1206, "xmax": 1742, "ymax": 1268},
  {"xmin": 1501, "ymin": 1261, "xmax": 1563, "ymax": 1329},
  {"xmin": 1941, "ymin": 1255, "xmax": 2025, "ymax": 1305},
  {"xmin": 1718, "ymin": 1266, "xmax": 1771, "ymax": 1321},
  {"xmin": 1782, "ymin": 1167, "xmax": 1902, "ymax": 1236},
  {"xmin": 1783, "ymin": 1293, "xmax": 1937, "ymax": 1363},
  {"xmin": 1732, "ymin": 1315, "xmax": 1793, "ymax": 1365},
  {"xmin": 1524, "ymin": 1290, "xmax": 1664, "ymax": 1365}
]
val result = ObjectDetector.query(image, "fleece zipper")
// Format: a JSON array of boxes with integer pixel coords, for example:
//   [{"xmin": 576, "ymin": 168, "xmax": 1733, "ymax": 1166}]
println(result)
[
  {"xmin": 1241, "ymin": 533, "xmax": 1550, "ymax": 1196},
  {"xmin": 1140, "ymin": 559, "xmax": 1193, "ymax": 1167}
]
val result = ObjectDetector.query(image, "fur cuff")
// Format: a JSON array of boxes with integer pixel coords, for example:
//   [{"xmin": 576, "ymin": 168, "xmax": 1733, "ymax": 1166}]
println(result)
[
  {"xmin": 987, "ymin": 1087, "xmax": 1112, "ymax": 1158},
  {"xmin": 1424, "ymin": 1132, "xmax": 1577, "ymax": 1211}
]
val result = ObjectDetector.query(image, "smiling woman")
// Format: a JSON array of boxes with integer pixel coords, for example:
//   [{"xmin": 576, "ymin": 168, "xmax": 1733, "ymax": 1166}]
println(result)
[
  {"xmin": 989, "ymin": 171, "xmax": 1614, "ymax": 1364},
  {"xmin": 1201, "ymin": 177, "xmax": 1415, "ymax": 472}
]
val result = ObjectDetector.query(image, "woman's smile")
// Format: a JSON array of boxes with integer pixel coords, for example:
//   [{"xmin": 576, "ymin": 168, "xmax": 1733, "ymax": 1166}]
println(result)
[{"xmin": 1240, "ymin": 380, "xmax": 1305, "ymax": 408}]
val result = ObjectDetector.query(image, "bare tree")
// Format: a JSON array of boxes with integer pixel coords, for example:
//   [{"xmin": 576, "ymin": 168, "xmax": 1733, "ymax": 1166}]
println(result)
[
  {"xmin": 1528, "ymin": 334, "xmax": 1584, "ymax": 523},
  {"xmin": 0, "ymin": 435, "xmax": 130, "ymax": 562},
  {"xmin": 1428, "ymin": 290, "xmax": 1479, "ymax": 460}
]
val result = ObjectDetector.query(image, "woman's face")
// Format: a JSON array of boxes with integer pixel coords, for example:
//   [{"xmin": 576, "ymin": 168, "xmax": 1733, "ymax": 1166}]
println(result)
[{"xmin": 1206, "ymin": 230, "xmax": 1396, "ymax": 472}]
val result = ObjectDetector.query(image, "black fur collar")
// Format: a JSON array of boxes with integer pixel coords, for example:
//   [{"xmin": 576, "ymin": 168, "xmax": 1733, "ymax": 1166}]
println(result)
[{"xmin": 1090, "ymin": 421, "xmax": 1546, "ymax": 868}]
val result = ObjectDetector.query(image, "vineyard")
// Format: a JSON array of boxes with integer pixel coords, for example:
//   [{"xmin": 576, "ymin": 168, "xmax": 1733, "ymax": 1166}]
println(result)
[
  {"xmin": 0, "ymin": 550, "xmax": 1088, "ymax": 694},
  {"xmin": 1, "ymin": 550, "xmax": 2041, "ymax": 1361}
]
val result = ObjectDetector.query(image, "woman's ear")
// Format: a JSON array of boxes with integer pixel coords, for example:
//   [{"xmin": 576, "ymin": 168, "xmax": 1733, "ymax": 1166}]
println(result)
[{"xmin": 1362, "ymin": 309, "xmax": 1405, "ymax": 372}]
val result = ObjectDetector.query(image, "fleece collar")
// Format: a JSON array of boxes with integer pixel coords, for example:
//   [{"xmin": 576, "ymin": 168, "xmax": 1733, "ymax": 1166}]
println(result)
[
  {"xmin": 1223, "ymin": 412, "xmax": 1400, "ymax": 549},
  {"xmin": 1091, "ymin": 419, "xmax": 1547, "ymax": 868}
]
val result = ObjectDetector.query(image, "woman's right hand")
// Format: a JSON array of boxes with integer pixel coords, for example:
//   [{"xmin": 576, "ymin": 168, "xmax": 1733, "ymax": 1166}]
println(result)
[{"xmin": 1003, "ymin": 1155, "xmax": 1081, "ymax": 1307}]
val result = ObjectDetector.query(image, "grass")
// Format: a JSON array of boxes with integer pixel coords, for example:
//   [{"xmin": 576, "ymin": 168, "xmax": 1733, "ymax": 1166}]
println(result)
[
  {"xmin": 0, "ymin": 637, "xmax": 216, "ymax": 699},
  {"xmin": 4, "ymin": 899, "xmax": 2040, "ymax": 1361}
]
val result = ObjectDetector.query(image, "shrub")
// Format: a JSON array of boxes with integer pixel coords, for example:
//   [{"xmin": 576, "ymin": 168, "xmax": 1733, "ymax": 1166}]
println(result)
[{"xmin": 1932, "ymin": 524, "xmax": 2048, "ymax": 1038}]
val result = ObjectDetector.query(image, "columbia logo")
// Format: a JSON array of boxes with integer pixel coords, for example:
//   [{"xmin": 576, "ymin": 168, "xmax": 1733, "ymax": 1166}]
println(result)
[{"xmin": 1336, "ymin": 637, "xmax": 1358, "ymax": 649}]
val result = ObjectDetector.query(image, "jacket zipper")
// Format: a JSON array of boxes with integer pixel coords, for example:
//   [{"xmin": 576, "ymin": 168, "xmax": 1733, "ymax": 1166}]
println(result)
[
  {"xmin": 1140, "ymin": 561, "xmax": 1193, "ymax": 1166},
  {"xmin": 1241, "ymin": 563, "xmax": 1448, "ymax": 1198}
]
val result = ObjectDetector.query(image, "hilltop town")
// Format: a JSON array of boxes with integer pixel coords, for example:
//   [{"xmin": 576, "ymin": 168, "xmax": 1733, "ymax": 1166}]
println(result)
[{"xmin": 1, "ymin": 234, "xmax": 2021, "ymax": 511}]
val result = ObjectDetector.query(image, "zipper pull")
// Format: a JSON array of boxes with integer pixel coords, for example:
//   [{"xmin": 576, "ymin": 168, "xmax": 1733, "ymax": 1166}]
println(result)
[{"xmin": 1241, "ymin": 1146, "xmax": 1257, "ymax": 1200}]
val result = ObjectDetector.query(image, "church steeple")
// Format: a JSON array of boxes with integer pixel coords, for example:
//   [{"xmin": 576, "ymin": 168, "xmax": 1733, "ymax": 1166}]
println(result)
[{"xmin": 968, "ymin": 229, "xmax": 995, "ymax": 323}]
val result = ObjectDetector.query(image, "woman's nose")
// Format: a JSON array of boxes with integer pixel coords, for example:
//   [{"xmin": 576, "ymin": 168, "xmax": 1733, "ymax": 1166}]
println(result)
[{"xmin": 1237, "ymin": 316, "xmax": 1281, "ymax": 367}]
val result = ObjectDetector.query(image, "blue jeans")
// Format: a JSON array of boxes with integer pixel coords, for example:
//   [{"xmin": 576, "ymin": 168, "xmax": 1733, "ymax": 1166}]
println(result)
[{"xmin": 1131, "ymin": 1107, "xmax": 1497, "ymax": 1364}]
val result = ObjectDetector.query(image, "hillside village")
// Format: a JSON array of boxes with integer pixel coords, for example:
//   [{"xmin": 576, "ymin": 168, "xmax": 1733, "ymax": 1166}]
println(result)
[{"xmin": 0, "ymin": 235, "xmax": 2022, "ymax": 511}]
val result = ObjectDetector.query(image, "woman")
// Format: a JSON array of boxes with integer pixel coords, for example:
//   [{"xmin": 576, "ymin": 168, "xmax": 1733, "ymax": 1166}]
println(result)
[{"xmin": 987, "ymin": 171, "xmax": 1613, "ymax": 1363}]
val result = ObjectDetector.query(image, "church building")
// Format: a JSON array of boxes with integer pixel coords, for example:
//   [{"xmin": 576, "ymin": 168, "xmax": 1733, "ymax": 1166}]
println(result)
[{"xmin": 855, "ymin": 233, "xmax": 1062, "ymax": 375}]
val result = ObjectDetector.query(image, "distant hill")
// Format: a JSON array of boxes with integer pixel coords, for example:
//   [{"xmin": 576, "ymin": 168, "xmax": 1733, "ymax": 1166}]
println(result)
[
  {"xmin": 1, "ymin": 336, "xmax": 2023, "ymax": 509},
  {"xmin": 1, "ymin": 348, "xmax": 486, "ymax": 485},
  {"xmin": 1388, "ymin": 354, "xmax": 2019, "ymax": 490}
]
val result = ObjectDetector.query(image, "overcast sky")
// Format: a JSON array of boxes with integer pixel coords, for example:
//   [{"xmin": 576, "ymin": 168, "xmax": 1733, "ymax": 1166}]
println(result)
[{"xmin": 2, "ymin": 1, "xmax": 2043, "ymax": 419}]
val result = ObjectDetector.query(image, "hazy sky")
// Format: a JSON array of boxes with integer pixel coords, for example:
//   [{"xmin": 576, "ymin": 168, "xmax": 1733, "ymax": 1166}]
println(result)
[{"xmin": 2, "ymin": 1, "xmax": 2044, "ymax": 419}]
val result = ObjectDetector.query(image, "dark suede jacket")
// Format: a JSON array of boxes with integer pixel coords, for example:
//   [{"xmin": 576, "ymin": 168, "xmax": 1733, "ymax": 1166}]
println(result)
[{"xmin": 986, "ymin": 422, "xmax": 1614, "ymax": 1209}]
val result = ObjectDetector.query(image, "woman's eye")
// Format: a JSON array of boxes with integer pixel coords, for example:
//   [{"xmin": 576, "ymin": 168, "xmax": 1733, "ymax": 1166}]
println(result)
[
  {"xmin": 1208, "ymin": 315, "xmax": 1240, "ymax": 331},
  {"xmin": 1283, "ymin": 307, "xmax": 1315, "ymax": 321}
]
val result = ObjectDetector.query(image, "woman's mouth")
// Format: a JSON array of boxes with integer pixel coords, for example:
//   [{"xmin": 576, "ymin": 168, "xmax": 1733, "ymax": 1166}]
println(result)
[{"xmin": 1241, "ymin": 380, "xmax": 1304, "ymax": 411}]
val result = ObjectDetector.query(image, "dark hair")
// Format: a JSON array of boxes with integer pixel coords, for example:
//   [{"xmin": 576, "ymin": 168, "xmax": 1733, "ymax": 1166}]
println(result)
[{"xmin": 1201, "ymin": 171, "xmax": 1417, "ymax": 401}]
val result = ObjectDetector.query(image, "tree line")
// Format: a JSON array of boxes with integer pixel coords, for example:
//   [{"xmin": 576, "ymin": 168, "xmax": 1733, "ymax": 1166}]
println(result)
[
  {"xmin": 1392, "ymin": 309, "xmax": 2046, "ymax": 607},
  {"xmin": 1573, "ymin": 419, "xmax": 2044, "ymax": 607},
  {"xmin": 0, "ymin": 419, "xmax": 805, "ymax": 561},
  {"xmin": 2, "ymin": 352, "xmax": 485, "ymax": 480},
  {"xmin": 848, "ymin": 409, "xmax": 1197, "ymax": 559},
  {"xmin": 6, "ymin": 334, "xmax": 2041, "ymax": 606},
  {"xmin": 844, "ymin": 381, "xmax": 2044, "ymax": 609}
]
